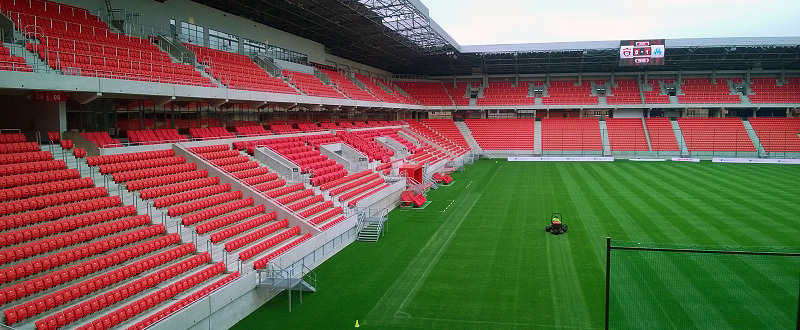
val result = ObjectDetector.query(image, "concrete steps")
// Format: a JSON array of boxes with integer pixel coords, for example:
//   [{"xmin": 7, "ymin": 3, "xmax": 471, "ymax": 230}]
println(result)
[
  {"xmin": 599, "ymin": 120, "xmax": 611, "ymax": 156},
  {"xmin": 534, "ymin": 120, "xmax": 542, "ymax": 155},
  {"xmin": 742, "ymin": 120, "xmax": 766, "ymax": 156},
  {"xmin": 641, "ymin": 118, "xmax": 654, "ymax": 152},
  {"xmin": 6, "ymin": 42, "xmax": 58, "ymax": 74},
  {"xmin": 454, "ymin": 121, "xmax": 482, "ymax": 155},
  {"xmin": 670, "ymin": 119, "xmax": 690, "ymax": 156}
]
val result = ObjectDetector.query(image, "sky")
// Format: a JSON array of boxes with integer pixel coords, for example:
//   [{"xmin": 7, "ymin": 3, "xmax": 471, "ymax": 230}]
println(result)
[{"xmin": 420, "ymin": 0, "xmax": 800, "ymax": 45}]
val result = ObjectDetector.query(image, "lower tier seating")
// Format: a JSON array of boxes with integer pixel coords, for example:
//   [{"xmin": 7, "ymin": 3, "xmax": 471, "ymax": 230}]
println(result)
[
  {"xmin": 677, "ymin": 117, "xmax": 755, "ymax": 152},
  {"xmin": 748, "ymin": 117, "xmax": 800, "ymax": 153},
  {"xmin": 606, "ymin": 118, "xmax": 648, "ymax": 151},
  {"xmin": 541, "ymin": 118, "xmax": 602, "ymax": 151},
  {"xmin": 644, "ymin": 118, "xmax": 680, "ymax": 151},
  {"xmin": 465, "ymin": 119, "xmax": 535, "ymax": 150}
]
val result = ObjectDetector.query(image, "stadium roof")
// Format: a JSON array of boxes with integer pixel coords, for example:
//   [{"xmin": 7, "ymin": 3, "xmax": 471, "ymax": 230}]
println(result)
[
  {"xmin": 192, "ymin": 0, "xmax": 800, "ymax": 77},
  {"xmin": 191, "ymin": 0, "xmax": 460, "ymax": 74}
]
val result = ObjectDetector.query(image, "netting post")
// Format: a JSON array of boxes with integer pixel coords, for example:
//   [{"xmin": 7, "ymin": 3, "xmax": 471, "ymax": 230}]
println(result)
[{"xmin": 605, "ymin": 236, "xmax": 611, "ymax": 330}]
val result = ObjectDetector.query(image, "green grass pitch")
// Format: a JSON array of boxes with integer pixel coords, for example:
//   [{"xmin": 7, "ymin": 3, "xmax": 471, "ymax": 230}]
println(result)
[{"xmin": 232, "ymin": 159, "xmax": 800, "ymax": 329}]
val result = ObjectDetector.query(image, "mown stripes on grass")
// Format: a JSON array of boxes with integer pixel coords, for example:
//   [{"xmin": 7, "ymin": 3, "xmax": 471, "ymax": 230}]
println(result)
[{"xmin": 232, "ymin": 160, "xmax": 799, "ymax": 330}]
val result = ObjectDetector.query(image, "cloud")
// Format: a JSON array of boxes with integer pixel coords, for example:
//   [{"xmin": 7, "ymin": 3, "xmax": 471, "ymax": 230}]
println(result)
[{"xmin": 422, "ymin": 0, "xmax": 800, "ymax": 45}]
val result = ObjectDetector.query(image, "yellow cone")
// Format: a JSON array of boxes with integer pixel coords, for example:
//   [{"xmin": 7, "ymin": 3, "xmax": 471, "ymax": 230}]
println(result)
[{"xmin": 355, "ymin": 320, "xmax": 360, "ymax": 327}]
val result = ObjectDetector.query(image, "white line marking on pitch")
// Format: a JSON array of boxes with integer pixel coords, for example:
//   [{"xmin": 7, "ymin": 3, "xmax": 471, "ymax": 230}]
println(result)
[
  {"xmin": 464, "ymin": 180, "xmax": 473, "ymax": 189},
  {"xmin": 439, "ymin": 200, "xmax": 455, "ymax": 212}
]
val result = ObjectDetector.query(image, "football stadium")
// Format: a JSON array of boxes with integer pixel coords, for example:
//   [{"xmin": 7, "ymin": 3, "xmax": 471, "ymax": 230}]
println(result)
[{"xmin": 0, "ymin": 0, "xmax": 797, "ymax": 329}]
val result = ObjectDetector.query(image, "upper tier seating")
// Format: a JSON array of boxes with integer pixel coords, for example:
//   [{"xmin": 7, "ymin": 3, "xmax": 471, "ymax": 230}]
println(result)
[
  {"xmin": 606, "ymin": 79, "xmax": 642, "ymax": 105},
  {"xmin": 678, "ymin": 78, "xmax": 741, "ymax": 104},
  {"xmin": 605, "ymin": 118, "xmax": 648, "ymax": 151},
  {"xmin": 747, "ymin": 117, "xmax": 800, "ymax": 153},
  {"xmin": 126, "ymin": 129, "xmax": 188, "ymax": 145},
  {"xmin": 0, "ymin": 44, "xmax": 32, "ymax": 72},
  {"xmin": 318, "ymin": 69, "xmax": 379, "ymax": 102},
  {"xmin": 543, "ymin": 81, "xmax": 598, "ymax": 105},
  {"xmin": 375, "ymin": 78, "xmax": 418, "ymax": 104},
  {"xmin": 644, "ymin": 118, "xmax": 680, "ymax": 151},
  {"xmin": 80, "ymin": 131, "xmax": 121, "ymax": 148},
  {"xmin": 465, "ymin": 119, "xmax": 535, "ymax": 150},
  {"xmin": 748, "ymin": 77, "xmax": 800, "ymax": 104},
  {"xmin": 444, "ymin": 82, "xmax": 473, "ymax": 106},
  {"xmin": 189, "ymin": 127, "xmax": 235, "ymax": 140},
  {"xmin": 355, "ymin": 74, "xmax": 402, "ymax": 103},
  {"xmin": 283, "ymin": 70, "xmax": 346, "ymax": 99},
  {"xmin": 185, "ymin": 44, "xmax": 298, "ymax": 94},
  {"xmin": 394, "ymin": 82, "xmax": 453, "ymax": 106},
  {"xmin": 297, "ymin": 123, "xmax": 324, "ymax": 132},
  {"xmin": 234, "ymin": 126, "xmax": 271, "ymax": 137},
  {"xmin": 677, "ymin": 117, "xmax": 755, "ymax": 152},
  {"xmin": 541, "ymin": 118, "xmax": 603, "ymax": 151},
  {"xmin": 319, "ymin": 122, "xmax": 339, "ymax": 130},
  {"xmin": 419, "ymin": 119, "xmax": 470, "ymax": 150},
  {"xmin": 478, "ymin": 82, "xmax": 535, "ymax": 106},
  {"xmin": 9, "ymin": 0, "xmax": 212, "ymax": 86},
  {"xmin": 644, "ymin": 80, "xmax": 671, "ymax": 104},
  {"xmin": 269, "ymin": 124, "xmax": 300, "ymax": 134}
]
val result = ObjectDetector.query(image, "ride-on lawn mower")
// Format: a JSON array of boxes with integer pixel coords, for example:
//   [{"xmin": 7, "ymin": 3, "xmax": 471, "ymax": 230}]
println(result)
[{"xmin": 545, "ymin": 213, "xmax": 568, "ymax": 235}]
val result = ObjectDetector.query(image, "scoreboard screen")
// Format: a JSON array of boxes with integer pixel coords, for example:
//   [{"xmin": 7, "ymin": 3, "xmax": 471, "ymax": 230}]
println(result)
[{"xmin": 619, "ymin": 39, "xmax": 665, "ymax": 66}]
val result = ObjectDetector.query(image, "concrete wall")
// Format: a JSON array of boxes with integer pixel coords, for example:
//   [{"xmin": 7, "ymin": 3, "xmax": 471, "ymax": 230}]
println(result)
[
  {"xmin": 612, "ymin": 109, "xmax": 644, "ymax": 118},
  {"xmin": 275, "ymin": 60, "xmax": 314, "ymax": 75},
  {"xmin": 0, "ymin": 71, "xmax": 420, "ymax": 110},
  {"xmin": 317, "ymin": 143, "xmax": 353, "ymax": 171},
  {"xmin": 319, "ymin": 143, "xmax": 369, "ymax": 172},
  {"xmin": 325, "ymin": 54, "xmax": 391, "ymax": 79}
]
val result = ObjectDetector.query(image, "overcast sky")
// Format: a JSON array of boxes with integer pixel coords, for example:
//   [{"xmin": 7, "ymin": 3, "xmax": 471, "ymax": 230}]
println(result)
[{"xmin": 421, "ymin": 0, "xmax": 800, "ymax": 45}]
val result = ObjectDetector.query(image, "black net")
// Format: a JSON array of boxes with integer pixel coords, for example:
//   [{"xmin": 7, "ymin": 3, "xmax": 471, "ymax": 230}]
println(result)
[{"xmin": 608, "ymin": 240, "xmax": 799, "ymax": 329}]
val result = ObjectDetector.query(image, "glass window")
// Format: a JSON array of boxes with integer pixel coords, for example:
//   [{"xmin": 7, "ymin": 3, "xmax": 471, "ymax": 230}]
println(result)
[
  {"xmin": 209, "ymin": 29, "xmax": 240, "ymax": 52},
  {"xmin": 181, "ymin": 22, "xmax": 204, "ymax": 46},
  {"xmin": 243, "ymin": 38, "xmax": 267, "ymax": 55}
]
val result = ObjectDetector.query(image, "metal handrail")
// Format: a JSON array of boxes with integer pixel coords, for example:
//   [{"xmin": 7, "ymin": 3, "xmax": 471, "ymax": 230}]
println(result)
[
  {"xmin": 178, "ymin": 143, "xmax": 303, "ymax": 220},
  {"xmin": 8, "ymin": 11, "xmax": 144, "ymax": 44}
]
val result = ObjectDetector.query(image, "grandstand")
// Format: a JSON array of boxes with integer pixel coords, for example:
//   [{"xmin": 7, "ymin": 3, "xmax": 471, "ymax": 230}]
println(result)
[{"xmin": 0, "ymin": 0, "xmax": 798, "ymax": 329}]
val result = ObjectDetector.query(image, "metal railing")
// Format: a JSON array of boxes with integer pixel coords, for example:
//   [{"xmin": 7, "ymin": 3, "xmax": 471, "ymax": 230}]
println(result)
[
  {"xmin": 8, "ymin": 11, "xmax": 145, "ymax": 44},
  {"xmin": 4, "ymin": 11, "xmax": 211, "ymax": 85},
  {"xmin": 136, "ymin": 271, "xmax": 242, "ymax": 330},
  {"xmin": 257, "ymin": 263, "xmax": 316, "ymax": 311}
]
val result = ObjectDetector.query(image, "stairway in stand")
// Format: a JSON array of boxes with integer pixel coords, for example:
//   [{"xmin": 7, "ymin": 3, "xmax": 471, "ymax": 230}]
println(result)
[
  {"xmin": 357, "ymin": 223, "xmax": 381, "ymax": 242},
  {"xmin": 356, "ymin": 209, "xmax": 387, "ymax": 242}
]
